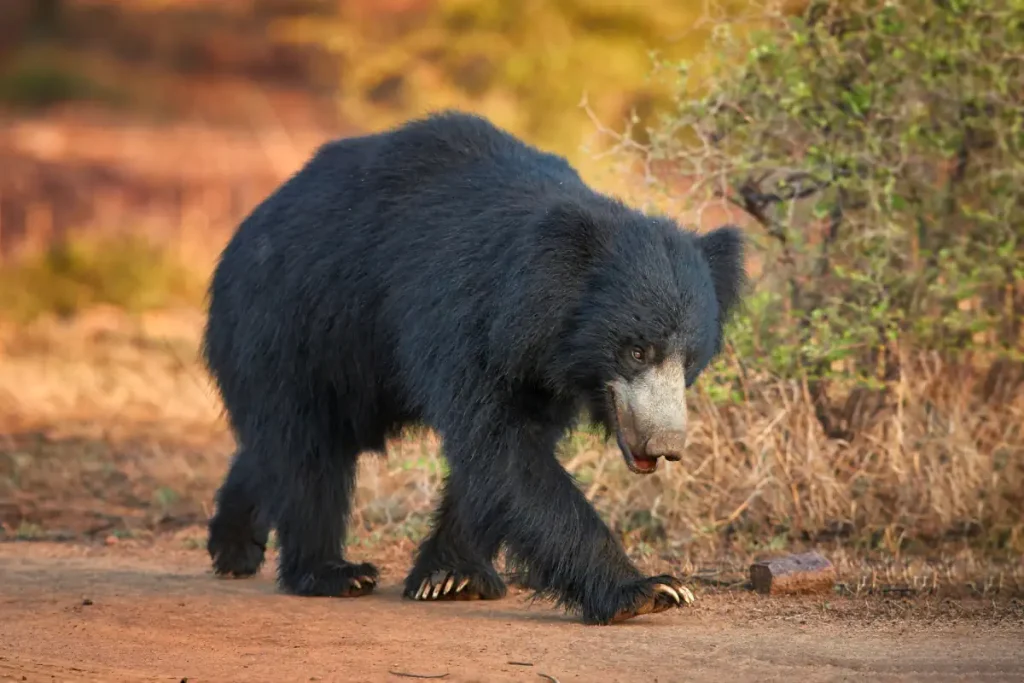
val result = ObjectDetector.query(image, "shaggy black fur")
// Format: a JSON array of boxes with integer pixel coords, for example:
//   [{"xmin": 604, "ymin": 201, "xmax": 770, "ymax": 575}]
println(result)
[{"xmin": 203, "ymin": 110, "xmax": 745, "ymax": 624}]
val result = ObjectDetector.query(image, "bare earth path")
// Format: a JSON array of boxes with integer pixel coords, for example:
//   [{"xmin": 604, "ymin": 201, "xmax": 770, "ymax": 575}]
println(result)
[{"xmin": 1, "ymin": 542, "xmax": 1022, "ymax": 683}]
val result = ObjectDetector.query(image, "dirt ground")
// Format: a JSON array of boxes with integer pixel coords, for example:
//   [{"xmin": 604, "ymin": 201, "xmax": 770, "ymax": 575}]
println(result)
[
  {"xmin": 1, "ymin": 540, "xmax": 1022, "ymax": 683},
  {"xmin": 1, "ymin": 309, "xmax": 1024, "ymax": 683}
]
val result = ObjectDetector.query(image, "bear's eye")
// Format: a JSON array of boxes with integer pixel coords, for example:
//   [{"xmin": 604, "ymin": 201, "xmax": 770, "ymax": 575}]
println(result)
[{"xmin": 630, "ymin": 346, "xmax": 647, "ymax": 363}]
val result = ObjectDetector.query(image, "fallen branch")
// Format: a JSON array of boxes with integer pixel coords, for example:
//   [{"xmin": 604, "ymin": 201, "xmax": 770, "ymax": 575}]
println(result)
[{"xmin": 388, "ymin": 671, "xmax": 449, "ymax": 680}]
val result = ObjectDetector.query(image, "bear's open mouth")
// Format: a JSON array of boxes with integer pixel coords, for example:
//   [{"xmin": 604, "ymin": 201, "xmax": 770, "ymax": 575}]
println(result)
[
  {"xmin": 606, "ymin": 386, "xmax": 659, "ymax": 475},
  {"xmin": 615, "ymin": 430, "xmax": 659, "ymax": 474}
]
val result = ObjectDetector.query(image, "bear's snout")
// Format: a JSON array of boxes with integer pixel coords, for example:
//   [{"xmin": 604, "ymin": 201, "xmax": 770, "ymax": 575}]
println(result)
[
  {"xmin": 642, "ymin": 431, "xmax": 687, "ymax": 462},
  {"xmin": 609, "ymin": 356, "xmax": 689, "ymax": 474}
]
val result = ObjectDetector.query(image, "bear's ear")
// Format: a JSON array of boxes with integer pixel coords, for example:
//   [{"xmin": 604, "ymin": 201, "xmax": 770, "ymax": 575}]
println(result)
[
  {"xmin": 537, "ymin": 200, "xmax": 610, "ymax": 271},
  {"xmin": 697, "ymin": 225, "xmax": 746, "ymax": 320}
]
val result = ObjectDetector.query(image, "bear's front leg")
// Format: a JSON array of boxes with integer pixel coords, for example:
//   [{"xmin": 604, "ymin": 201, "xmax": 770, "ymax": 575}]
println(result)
[
  {"xmin": 447, "ymin": 426, "xmax": 695, "ymax": 625},
  {"xmin": 403, "ymin": 480, "xmax": 508, "ymax": 602}
]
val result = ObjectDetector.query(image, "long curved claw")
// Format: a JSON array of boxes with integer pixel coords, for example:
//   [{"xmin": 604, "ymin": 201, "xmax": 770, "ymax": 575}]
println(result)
[{"xmin": 652, "ymin": 583, "xmax": 681, "ymax": 604}]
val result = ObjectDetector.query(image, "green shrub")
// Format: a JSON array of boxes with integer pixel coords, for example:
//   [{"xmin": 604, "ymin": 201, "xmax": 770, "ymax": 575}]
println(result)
[
  {"xmin": 0, "ymin": 49, "xmax": 125, "ymax": 109},
  {"xmin": 269, "ymin": 0, "xmax": 785, "ymax": 165},
  {"xmin": 608, "ymin": 0, "xmax": 1023, "ymax": 399}
]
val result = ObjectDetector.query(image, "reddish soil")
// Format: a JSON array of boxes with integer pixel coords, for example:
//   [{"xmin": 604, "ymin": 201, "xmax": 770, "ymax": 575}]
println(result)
[
  {"xmin": 2, "ymin": 307, "xmax": 1023, "ymax": 683},
  {"xmin": 2, "ymin": 540, "xmax": 1023, "ymax": 683}
]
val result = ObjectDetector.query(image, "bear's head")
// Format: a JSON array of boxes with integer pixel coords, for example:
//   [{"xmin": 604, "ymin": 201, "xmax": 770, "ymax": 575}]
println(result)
[{"xmin": 547, "ymin": 201, "xmax": 746, "ymax": 475}]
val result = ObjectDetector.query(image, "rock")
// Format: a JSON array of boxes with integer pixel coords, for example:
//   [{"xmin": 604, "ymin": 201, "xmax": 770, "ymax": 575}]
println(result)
[{"xmin": 750, "ymin": 551, "xmax": 835, "ymax": 596}]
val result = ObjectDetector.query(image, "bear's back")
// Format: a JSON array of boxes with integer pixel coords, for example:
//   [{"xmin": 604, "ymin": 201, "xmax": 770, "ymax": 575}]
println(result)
[{"xmin": 318, "ymin": 110, "xmax": 583, "ymax": 203}]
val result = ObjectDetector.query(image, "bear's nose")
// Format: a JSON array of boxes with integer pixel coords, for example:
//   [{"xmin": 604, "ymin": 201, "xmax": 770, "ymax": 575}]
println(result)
[{"xmin": 643, "ymin": 431, "xmax": 687, "ymax": 461}]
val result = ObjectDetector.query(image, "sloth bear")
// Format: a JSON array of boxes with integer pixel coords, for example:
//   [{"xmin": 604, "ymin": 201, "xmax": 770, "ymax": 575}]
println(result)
[{"xmin": 202, "ymin": 110, "xmax": 745, "ymax": 625}]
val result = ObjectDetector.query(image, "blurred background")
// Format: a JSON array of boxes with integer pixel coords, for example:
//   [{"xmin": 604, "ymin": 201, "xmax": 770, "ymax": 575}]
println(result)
[
  {"xmin": 0, "ymin": 0, "xmax": 1020, "ymax": 597},
  {"xmin": 0, "ymin": 0, "xmax": 761, "ymax": 272}
]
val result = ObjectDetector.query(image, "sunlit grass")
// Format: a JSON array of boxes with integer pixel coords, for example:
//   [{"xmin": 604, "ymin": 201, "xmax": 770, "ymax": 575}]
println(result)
[{"xmin": 0, "ymin": 236, "xmax": 205, "ymax": 322}]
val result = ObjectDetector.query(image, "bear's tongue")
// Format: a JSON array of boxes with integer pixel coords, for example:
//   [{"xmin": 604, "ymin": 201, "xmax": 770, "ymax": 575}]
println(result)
[{"xmin": 632, "ymin": 454, "xmax": 658, "ymax": 473}]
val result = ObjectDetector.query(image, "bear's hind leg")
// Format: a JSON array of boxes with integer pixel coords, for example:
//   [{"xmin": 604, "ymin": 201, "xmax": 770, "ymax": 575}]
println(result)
[
  {"xmin": 274, "ymin": 431, "xmax": 379, "ymax": 598},
  {"xmin": 208, "ymin": 448, "xmax": 270, "ymax": 578},
  {"xmin": 404, "ymin": 480, "xmax": 507, "ymax": 602}
]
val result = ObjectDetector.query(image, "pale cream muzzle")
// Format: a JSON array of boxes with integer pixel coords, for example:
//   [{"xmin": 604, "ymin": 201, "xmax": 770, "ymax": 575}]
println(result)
[{"xmin": 608, "ymin": 355, "xmax": 689, "ymax": 474}]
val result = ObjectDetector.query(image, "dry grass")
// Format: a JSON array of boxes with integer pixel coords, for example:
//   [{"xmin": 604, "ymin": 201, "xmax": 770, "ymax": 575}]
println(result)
[
  {"xmin": 559, "ymin": 353, "xmax": 1024, "ymax": 565},
  {"xmin": 1, "ymin": 304, "xmax": 1021, "ymax": 598}
]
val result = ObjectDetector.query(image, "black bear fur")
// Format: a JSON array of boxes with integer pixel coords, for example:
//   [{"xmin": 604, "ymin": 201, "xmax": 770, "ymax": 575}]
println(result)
[{"xmin": 203, "ymin": 110, "xmax": 745, "ymax": 624}]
